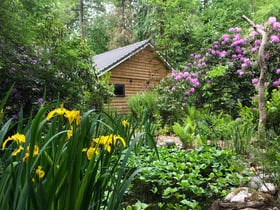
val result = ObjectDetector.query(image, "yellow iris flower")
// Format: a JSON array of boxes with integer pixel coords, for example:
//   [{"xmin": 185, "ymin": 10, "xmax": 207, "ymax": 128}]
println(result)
[
  {"xmin": 64, "ymin": 110, "xmax": 81, "ymax": 125},
  {"xmin": 11, "ymin": 145, "xmax": 24, "ymax": 156},
  {"xmin": 22, "ymin": 145, "xmax": 39, "ymax": 162},
  {"xmin": 2, "ymin": 133, "xmax": 26, "ymax": 150},
  {"xmin": 46, "ymin": 105, "xmax": 81, "ymax": 126},
  {"xmin": 46, "ymin": 104, "xmax": 67, "ymax": 120},
  {"xmin": 67, "ymin": 129, "xmax": 73, "ymax": 140},
  {"xmin": 36, "ymin": 166, "xmax": 45, "ymax": 179},
  {"xmin": 93, "ymin": 134, "xmax": 126, "ymax": 153},
  {"xmin": 122, "ymin": 119, "xmax": 129, "ymax": 127},
  {"xmin": 85, "ymin": 147, "xmax": 99, "ymax": 160},
  {"xmin": 2, "ymin": 133, "xmax": 26, "ymax": 157}
]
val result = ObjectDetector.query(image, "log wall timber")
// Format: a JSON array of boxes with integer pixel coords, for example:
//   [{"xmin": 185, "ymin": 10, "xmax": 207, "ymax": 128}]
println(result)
[{"xmin": 105, "ymin": 46, "xmax": 169, "ymax": 113}]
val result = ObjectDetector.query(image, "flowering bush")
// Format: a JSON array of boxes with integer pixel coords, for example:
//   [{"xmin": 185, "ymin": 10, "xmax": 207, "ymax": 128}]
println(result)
[
  {"xmin": 0, "ymin": 104, "xmax": 146, "ymax": 209},
  {"xmin": 165, "ymin": 16, "xmax": 280, "ymax": 117}
]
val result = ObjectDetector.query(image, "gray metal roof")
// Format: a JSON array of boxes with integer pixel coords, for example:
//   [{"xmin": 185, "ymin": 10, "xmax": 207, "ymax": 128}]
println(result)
[{"xmin": 92, "ymin": 39, "xmax": 172, "ymax": 76}]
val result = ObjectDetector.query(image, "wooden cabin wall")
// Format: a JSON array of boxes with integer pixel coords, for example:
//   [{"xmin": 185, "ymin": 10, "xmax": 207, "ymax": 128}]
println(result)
[{"xmin": 107, "ymin": 46, "xmax": 169, "ymax": 113}]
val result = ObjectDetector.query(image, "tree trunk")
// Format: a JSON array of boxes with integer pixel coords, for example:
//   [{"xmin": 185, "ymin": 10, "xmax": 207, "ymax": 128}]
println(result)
[
  {"xmin": 241, "ymin": 15, "xmax": 268, "ymax": 141},
  {"xmin": 79, "ymin": 0, "xmax": 84, "ymax": 37}
]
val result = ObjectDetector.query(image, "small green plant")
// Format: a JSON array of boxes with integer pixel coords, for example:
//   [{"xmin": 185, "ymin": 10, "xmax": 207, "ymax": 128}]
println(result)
[
  {"xmin": 231, "ymin": 119, "xmax": 256, "ymax": 155},
  {"xmin": 172, "ymin": 118, "xmax": 195, "ymax": 148},
  {"xmin": 172, "ymin": 106, "xmax": 203, "ymax": 148}
]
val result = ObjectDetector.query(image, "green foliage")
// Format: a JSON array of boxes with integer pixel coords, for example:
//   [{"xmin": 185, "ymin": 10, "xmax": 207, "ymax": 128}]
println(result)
[
  {"xmin": 128, "ymin": 91, "xmax": 159, "ymax": 122},
  {"xmin": 172, "ymin": 106, "xmax": 201, "ymax": 148},
  {"xmin": 155, "ymin": 76, "xmax": 191, "ymax": 132},
  {"xmin": 0, "ymin": 0, "xmax": 114, "ymax": 119},
  {"xmin": 192, "ymin": 0, "xmax": 253, "ymax": 49},
  {"xmin": 258, "ymin": 135, "xmax": 280, "ymax": 189},
  {"xmin": 267, "ymin": 87, "xmax": 280, "ymax": 134},
  {"xmin": 206, "ymin": 65, "xmax": 228, "ymax": 79},
  {"xmin": 0, "ymin": 104, "xmax": 152, "ymax": 209},
  {"xmin": 172, "ymin": 120, "xmax": 195, "ymax": 148},
  {"xmin": 195, "ymin": 111, "xmax": 234, "ymax": 142},
  {"xmin": 0, "ymin": 84, "xmax": 14, "ymax": 126},
  {"xmin": 124, "ymin": 146, "xmax": 249, "ymax": 209}
]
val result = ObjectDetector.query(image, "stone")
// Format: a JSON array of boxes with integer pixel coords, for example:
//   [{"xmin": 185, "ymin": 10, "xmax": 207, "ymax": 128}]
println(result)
[
  {"xmin": 242, "ymin": 208, "xmax": 258, "ymax": 210},
  {"xmin": 224, "ymin": 187, "xmax": 251, "ymax": 202},
  {"xmin": 165, "ymin": 139, "xmax": 175, "ymax": 146},
  {"xmin": 249, "ymin": 176, "xmax": 263, "ymax": 189},
  {"xmin": 230, "ymin": 190, "xmax": 251, "ymax": 202},
  {"xmin": 258, "ymin": 183, "xmax": 277, "ymax": 194}
]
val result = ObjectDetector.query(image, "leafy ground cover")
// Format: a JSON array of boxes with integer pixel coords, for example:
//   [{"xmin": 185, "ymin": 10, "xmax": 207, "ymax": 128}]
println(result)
[{"xmin": 122, "ymin": 145, "xmax": 250, "ymax": 210}]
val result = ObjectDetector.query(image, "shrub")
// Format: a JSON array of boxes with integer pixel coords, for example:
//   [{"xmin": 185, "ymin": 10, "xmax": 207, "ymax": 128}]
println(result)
[{"xmin": 128, "ymin": 91, "xmax": 159, "ymax": 122}]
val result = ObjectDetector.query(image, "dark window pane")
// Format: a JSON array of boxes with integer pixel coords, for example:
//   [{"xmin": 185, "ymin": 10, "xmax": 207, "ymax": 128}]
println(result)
[{"xmin": 114, "ymin": 84, "xmax": 125, "ymax": 97}]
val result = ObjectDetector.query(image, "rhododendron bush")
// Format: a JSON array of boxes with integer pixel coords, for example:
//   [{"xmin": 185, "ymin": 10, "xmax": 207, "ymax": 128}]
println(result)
[{"xmin": 163, "ymin": 16, "xmax": 280, "ymax": 124}]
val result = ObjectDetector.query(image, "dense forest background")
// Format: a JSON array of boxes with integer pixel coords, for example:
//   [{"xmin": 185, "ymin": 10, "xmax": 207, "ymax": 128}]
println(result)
[{"xmin": 0, "ymin": 0, "xmax": 279, "ymax": 118}]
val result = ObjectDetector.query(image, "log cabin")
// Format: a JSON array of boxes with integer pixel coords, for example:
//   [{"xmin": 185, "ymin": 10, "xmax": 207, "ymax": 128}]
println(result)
[{"xmin": 92, "ymin": 39, "xmax": 172, "ymax": 113}]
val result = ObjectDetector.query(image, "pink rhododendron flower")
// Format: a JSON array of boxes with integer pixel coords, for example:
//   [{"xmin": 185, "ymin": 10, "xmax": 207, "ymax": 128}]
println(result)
[
  {"xmin": 228, "ymin": 27, "xmax": 235, "ymax": 32},
  {"xmin": 175, "ymin": 75, "xmax": 182, "ymax": 80},
  {"xmin": 252, "ymin": 78, "xmax": 258, "ymax": 84},
  {"xmin": 219, "ymin": 51, "xmax": 227, "ymax": 57},
  {"xmin": 256, "ymin": 24, "xmax": 265, "ymax": 30},
  {"xmin": 235, "ymin": 27, "xmax": 241, "ymax": 33},
  {"xmin": 273, "ymin": 22, "xmax": 280, "ymax": 30},
  {"xmin": 249, "ymin": 31, "xmax": 258, "ymax": 38},
  {"xmin": 268, "ymin": 17, "xmax": 277, "ymax": 25},
  {"xmin": 276, "ymin": 69, "xmax": 280, "ymax": 74},
  {"xmin": 273, "ymin": 80, "xmax": 280, "ymax": 87},
  {"xmin": 195, "ymin": 54, "xmax": 201, "ymax": 59},
  {"xmin": 222, "ymin": 34, "xmax": 229, "ymax": 41},
  {"xmin": 270, "ymin": 35, "xmax": 280, "ymax": 43},
  {"xmin": 237, "ymin": 70, "xmax": 244, "ymax": 76},
  {"xmin": 171, "ymin": 72, "xmax": 176, "ymax": 77},
  {"xmin": 213, "ymin": 41, "xmax": 219, "ymax": 45},
  {"xmin": 254, "ymin": 40, "xmax": 261, "ymax": 45},
  {"xmin": 251, "ymin": 46, "xmax": 259, "ymax": 52},
  {"xmin": 183, "ymin": 72, "xmax": 189, "ymax": 77},
  {"xmin": 233, "ymin": 34, "xmax": 241, "ymax": 41}
]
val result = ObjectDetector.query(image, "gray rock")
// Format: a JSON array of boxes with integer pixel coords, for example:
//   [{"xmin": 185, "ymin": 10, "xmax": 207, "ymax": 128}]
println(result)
[
  {"xmin": 230, "ymin": 190, "xmax": 252, "ymax": 202},
  {"xmin": 224, "ymin": 187, "xmax": 251, "ymax": 202},
  {"xmin": 165, "ymin": 139, "xmax": 175, "ymax": 146},
  {"xmin": 258, "ymin": 183, "xmax": 276, "ymax": 194},
  {"xmin": 249, "ymin": 176, "xmax": 263, "ymax": 189}
]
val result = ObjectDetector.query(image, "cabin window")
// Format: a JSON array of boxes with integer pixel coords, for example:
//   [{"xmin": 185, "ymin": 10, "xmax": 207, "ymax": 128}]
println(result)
[{"xmin": 114, "ymin": 84, "xmax": 125, "ymax": 97}]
